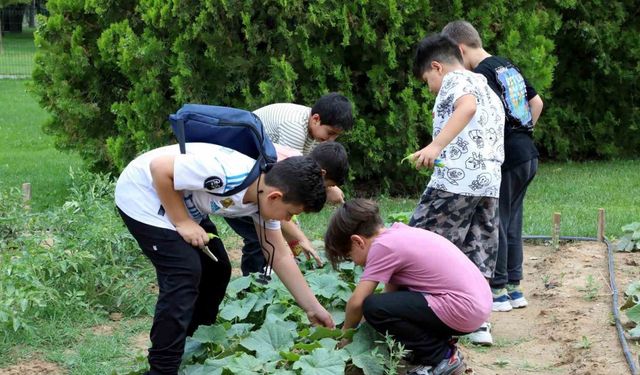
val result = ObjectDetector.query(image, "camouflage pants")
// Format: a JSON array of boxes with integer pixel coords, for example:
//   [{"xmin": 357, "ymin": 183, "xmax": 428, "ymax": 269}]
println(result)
[{"xmin": 409, "ymin": 188, "xmax": 499, "ymax": 278}]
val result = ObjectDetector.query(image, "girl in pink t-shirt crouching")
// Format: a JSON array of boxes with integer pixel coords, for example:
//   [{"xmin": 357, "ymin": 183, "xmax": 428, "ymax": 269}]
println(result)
[{"xmin": 324, "ymin": 199, "xmax": 491, "ymax": 375}]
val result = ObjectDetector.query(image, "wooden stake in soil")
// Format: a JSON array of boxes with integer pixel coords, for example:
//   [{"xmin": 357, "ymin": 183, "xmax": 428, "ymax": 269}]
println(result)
[
  {"xmin": 552, "ymin": 212, "xmax": 561, "ymax": 250},
  {"xmin": 597, "ymin": 208, "xmax": 606, "ymax": 242},
  {"xmin": 22, "ymin": 182, "xmax": 32, "ymax": 211}
]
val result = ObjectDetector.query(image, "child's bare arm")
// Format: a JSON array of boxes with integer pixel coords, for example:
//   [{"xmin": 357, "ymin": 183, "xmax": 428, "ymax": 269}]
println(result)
[
  {"xmin": 529, "ymin": 95, "xmax": 543, "ymax": 125},
  {"xmin": 411, "ymin": 94, "xmax": 477, "ymax": 168},
  {"xmin": 150, "ymin": 155, "xmax": 208, "ymax": 247},
  {"xmin": 280, "ymin": 220, "xmax": 323, "ymax": 267},
  {"xmin": 343, "ymin": 280, "xmax": 378, "ymax": 331},
  {"xmin": 257, "ymin": 224, "xmax": 335, "ymax": 328}
]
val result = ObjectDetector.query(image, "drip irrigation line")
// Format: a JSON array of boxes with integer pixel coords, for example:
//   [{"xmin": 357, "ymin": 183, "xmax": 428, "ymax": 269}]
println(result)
[{"xmin": 523, "ymin": 235, "xmax": 638, "ymax": 375}]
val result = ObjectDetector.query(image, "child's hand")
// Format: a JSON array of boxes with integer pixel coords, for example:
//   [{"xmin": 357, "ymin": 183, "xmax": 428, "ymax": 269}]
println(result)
[
  {"xmin": 411, "ymin": 143, "xmax": 443, "ymax": 169},
  {"xmin": 299, "ymin": 239, "xmax": 324, "ymax": 268},
  {"xmin": 326, "ymin": 186, "xmax": 345, "ymax": 204},
  {"xmin": 175, "ymin": 220, "xmax": 208, "ymax": 248},
  {"xmin": 337, "ymin": 338, "xmax": 351, "ymax": 349},
  {"xmin": 306, "ymin": 305, "xmax": 335, "ymax": 329}
]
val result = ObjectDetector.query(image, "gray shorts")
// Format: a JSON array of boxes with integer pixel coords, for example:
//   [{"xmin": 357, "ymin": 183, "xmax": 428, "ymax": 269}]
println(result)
[{"xmin": 409, "ymin": 188, "xmax": 499, "ymax": 278}]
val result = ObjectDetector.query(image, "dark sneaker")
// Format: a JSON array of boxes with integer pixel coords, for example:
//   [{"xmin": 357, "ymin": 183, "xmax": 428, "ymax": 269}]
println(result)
[
  {"xmin": 407, "ymin": 346, "xmax": 466, "ymax": 375},
  {"xmin": 431, "ymin": 346, "xmax": 466, "ymax": 375},
  {"xmin": 507, "ymin": 284, "xmax": 528, "ymax": 308}
]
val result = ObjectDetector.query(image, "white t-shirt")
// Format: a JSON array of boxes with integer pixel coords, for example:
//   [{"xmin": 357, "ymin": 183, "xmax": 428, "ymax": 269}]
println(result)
[
  {"xmin": 253, "ymin": 103, "xmax": 317, "ymax": 155},
  {"xmin": 428, "ymin": 70, "xmax": 505, "ymax": 197},
  {"xmin": 115, "ymin": 143, "xmax": 280, "ymax": 231}
]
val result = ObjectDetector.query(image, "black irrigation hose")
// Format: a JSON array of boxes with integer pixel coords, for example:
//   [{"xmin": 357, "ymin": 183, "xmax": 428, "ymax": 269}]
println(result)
[{"xmin": 523, "ymin": 235, "xmax": 638, "ymax": 375}]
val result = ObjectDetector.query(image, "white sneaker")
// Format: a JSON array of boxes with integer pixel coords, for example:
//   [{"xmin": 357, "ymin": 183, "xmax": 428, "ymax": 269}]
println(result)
[
  {"xmin": 507, "ymin": 285, "xmax": 529, "ymax": 308},
  {"xmin": 465, "ymin": 322, "xmax": 493, "ymax": 346},
  {"xmin": 492, "ymin": 288, "xmax": 513, "ymax": 312}
]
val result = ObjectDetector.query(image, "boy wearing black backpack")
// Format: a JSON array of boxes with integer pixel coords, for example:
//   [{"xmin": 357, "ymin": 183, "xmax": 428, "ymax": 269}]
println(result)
[{"xmin": 115, "ymin": 144, "xmax": 334, "ymax": 375}]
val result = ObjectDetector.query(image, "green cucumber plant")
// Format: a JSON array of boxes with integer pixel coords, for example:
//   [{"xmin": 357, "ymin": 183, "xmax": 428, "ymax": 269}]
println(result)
[
  {"xmin": 616, "ymin": 222, "xmax": 640, "ymax": 252},
  {"xmin": 170, "ymin": 257, "xmax": 399, "ymax": 375},
  {"xmin": 620, "ymin": 281, "xmax": 640, "ymax": 340}
]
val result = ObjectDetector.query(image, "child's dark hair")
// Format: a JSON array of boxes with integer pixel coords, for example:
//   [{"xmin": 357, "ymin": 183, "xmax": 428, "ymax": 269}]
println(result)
[
  {"xmin": 324, "ymin": 199, "xmax": 383, "ymax": 269},
  {"xmin": 311, "ymin": 92, "xmax": 354, "ymax": 132},
  {"xmin": 441, "ymin": 20, "xmax": 483, "ymax": 49},
  {"xmin": 413, "ymin": 33, "xmax": 464, "ymax": 79},
  {"xmin": 265, "ymin": 156, "xmax": 326, "ymax": 212},
  {"xmin": 309, "ymin": 142, "xmax": 349, "ymax": 186}
]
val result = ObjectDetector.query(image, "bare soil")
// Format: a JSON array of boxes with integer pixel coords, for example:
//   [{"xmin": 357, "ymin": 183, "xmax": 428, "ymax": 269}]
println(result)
[
  {"xmin": 460, "ymin": 241, "xmax": 640, "ymax": 375},
  {"xmin": 0, "ymin": 359, "xmax": 63, "ymax": 375}
]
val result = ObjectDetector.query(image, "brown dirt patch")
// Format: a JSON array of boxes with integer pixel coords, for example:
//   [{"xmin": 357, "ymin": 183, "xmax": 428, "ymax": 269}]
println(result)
[
  {"xmin": 0, "ymin": 359, "xmax": 63, "ymax": 375},
  {"xmin": 461, "ymin": 241, "xmax": 638, "ymax": 375}
]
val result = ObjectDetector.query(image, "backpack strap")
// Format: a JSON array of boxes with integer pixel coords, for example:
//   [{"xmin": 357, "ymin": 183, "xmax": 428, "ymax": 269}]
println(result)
[{"xmin": 175, "ymin": 118, "xmax": 186, "ymax": 154}]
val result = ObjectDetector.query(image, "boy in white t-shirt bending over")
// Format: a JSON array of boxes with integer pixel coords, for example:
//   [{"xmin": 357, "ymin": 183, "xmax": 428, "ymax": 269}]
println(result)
[{"xmin": 115, "ymin": 144, "xmax": 334, "ymax": 375}]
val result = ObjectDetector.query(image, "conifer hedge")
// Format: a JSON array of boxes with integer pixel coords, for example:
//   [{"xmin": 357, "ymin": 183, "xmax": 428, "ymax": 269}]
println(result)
[{"xmin": 31, "ymin": 0, "xmax": 636, "ymax": 195}]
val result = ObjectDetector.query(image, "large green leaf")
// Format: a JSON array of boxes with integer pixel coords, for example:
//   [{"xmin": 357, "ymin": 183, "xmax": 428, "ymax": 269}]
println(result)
[
  {"xmin": 219, "ymin": 293, "xmax": 259, "ymax": 321},
  {"xmin": 191, "ymin": 324, "xmax": 227, "ymax": 344},
  {"xmin": 181, "ymin": 357, "xmax": 231, "ymax": 375},
  {"xmin": 225, "ymin": 323, "xmax": 254, "ymax": 338},
  {"xmin": 239, "ymin": 323, "xmax": 297, "ymax": 361},
  {"xmin": 624, "ymin": 303, "xmax": 640, "ymax": 324},
  {"xmin": 223, "ymin": 353, "xmax": 266, "ymax": 375},
  {"xmin": 293, "ymin": 348, "xmax": 347, "ymax": 374},
  {"xmin": 225, "ymin": 276, "xmax": 252, "ymax": 297},
  {"xmin": 345, "ymin": 324, "xmax": 387, "ymax": 375},
  {"xmin": 308, "ymin": 274, "xmax": 347, "ymax": 299},
  {"xmin": 625, "ymin": 281, "xmax": 640, "ymax": 300},
  {"xmin": 627, "ymin": 326, "xmax": 640, "ymax": 340},
  {"xmin": 351, "ymin": 351, "xmax": 386, "ymax": 375}
]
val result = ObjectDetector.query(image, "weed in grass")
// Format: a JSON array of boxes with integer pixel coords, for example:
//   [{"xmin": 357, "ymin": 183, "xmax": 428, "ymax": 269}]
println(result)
[{"xmin": 493, "ymin": 359, "xmax": 510, "ymax": 368}]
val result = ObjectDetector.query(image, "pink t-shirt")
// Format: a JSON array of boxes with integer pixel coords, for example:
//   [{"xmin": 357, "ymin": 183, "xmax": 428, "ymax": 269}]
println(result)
[{"xmin": 360, "ymin": 223, "xmax": 492, "ymax": 332}]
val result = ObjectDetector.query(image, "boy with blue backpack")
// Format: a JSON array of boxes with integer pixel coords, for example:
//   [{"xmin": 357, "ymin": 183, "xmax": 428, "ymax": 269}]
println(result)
[
  {"xmin": 115, "ymin": 106, "xmax": 335, "ymax": 375},
  {"xmin": 229, "ymin": 92, "xmax": 354, "ymax": 275}
]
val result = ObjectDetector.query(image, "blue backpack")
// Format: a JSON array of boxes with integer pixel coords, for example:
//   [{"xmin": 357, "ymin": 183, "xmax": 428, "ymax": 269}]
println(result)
[{"xmin": 169, "ymin": 104, "xmax": 277, "ymax": 197}]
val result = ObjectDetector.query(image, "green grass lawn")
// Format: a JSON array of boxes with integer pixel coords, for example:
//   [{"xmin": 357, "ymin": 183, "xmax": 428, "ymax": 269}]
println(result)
[
  {"xmin": 296, "ymin": 160, "xmax": 640, "ymax": 240},
  {"xmin": 0, "ymin": 79, "xmax": 84, "ymax": 210},
  {"xmin": 0, "ymin": 30, "xmax": 35, "ymax": 76}
]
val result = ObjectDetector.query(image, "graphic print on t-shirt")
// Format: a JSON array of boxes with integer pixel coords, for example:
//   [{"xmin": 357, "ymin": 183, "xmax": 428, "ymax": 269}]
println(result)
[{"xmin": 495, "ymin": 66, "xmax": 532, "ymax": 129}]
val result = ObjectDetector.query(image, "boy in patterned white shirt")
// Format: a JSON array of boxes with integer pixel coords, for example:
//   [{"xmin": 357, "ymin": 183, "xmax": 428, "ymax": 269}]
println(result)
[{"xmin": 407, "ymin": 33, "xmax": 505, "ymax": 345}]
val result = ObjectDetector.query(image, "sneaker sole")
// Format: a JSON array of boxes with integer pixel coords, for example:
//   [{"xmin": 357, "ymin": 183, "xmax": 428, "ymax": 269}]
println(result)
[
  {"xmin": 492, "ymin": 301, "xmax": 513, "ymax": 312},
  {"xmin": 444, "ymin": 363, "xmax": 466, "ymax": 375},
  {"xmin": 510, "ymin": 298, "xmax": 528, "ymax": 308}
]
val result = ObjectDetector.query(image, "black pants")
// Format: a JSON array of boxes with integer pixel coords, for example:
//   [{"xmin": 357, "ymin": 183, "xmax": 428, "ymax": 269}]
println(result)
[
  {"xmin": 224, "ymin": 216, "xmax": 265, "ymax": 276},
  {"xmin": 491, "ymin": 158, "xmax": 538, "ymax": 288},
  {"xmin": 362, "ymin": 291, "xmax": 466, "ymax": 366},
  {"xmin": 118, "ymin": 208, "xmax": 231, "ymax": 375}
]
